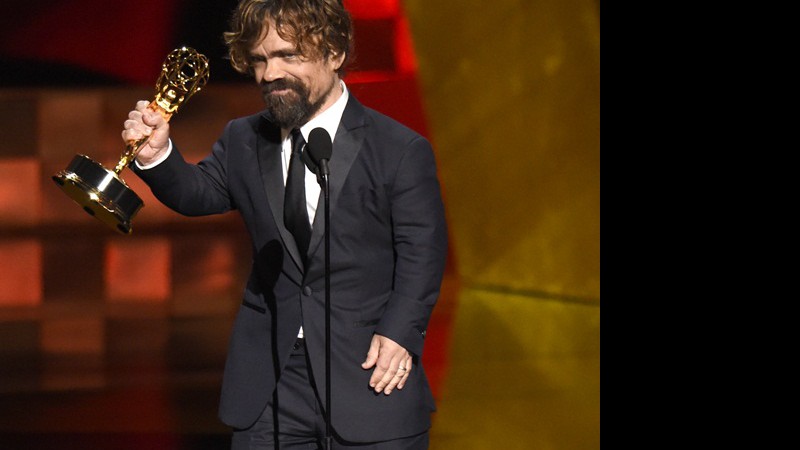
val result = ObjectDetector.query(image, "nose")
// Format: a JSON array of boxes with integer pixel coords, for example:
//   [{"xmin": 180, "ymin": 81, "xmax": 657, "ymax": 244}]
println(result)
[{"xmin": 258, "ymin": 59, "xmax": 285, "ymax": 83}]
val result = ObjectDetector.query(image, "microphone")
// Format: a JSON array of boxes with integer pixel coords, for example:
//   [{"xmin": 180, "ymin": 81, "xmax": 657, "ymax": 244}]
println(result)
[{"xmin": 307, "ymin": 127, "xmax": 332, "ymax": 178}]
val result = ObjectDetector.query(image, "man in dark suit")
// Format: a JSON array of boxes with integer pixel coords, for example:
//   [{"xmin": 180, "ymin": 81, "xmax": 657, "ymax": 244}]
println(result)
[{"xmin": 122, "ymin": 1, "xmax": 447, "ymax": 448}]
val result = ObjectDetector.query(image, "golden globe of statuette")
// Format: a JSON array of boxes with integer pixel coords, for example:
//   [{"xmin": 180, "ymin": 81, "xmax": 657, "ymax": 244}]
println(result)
[{"xmin": 52, "ymin": 47, "xmax": 209, "ymax": 234}]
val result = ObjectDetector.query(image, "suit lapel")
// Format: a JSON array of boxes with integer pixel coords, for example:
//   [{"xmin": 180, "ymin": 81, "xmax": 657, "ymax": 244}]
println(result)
[
  {"xmin": 307, "ymin": 97, "xmax": 368, "ymax": 261},
  {"xmin": 256, "ymin": 114, "xmax": 306, "ymax": 275}
]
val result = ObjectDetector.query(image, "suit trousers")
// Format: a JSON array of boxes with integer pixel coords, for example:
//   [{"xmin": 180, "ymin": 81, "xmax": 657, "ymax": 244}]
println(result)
[{"xmin": 231, "ymin": 338, "xmax": 429, "ymax": 450}]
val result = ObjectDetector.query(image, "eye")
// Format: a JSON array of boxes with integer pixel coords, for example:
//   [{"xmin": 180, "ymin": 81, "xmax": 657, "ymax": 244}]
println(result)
[{"xmin": 248, "ymin": 54, "xmax": 267, "ymax": 65}]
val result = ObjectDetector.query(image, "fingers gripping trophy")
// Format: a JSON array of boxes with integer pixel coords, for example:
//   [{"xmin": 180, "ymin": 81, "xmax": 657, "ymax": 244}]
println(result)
[{"xmin": 52, "ymin": 47, "xmax": 209, "ymax": 235}]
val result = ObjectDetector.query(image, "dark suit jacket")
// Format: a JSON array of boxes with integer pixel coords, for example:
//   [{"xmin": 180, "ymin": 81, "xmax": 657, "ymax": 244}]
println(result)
[{"xmin": 133, "ymin": 95, "xmax": 448, "ymax": 442}]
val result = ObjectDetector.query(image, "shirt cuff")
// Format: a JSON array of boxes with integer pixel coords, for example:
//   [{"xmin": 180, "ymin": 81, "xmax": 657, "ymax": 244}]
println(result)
[{"xmin": 134, "ymin": 140, "xmax": 173, "ymax": 170}]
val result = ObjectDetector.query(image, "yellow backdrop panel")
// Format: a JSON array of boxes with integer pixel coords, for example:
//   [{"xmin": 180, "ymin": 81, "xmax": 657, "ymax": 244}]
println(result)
[{"xmin": 404, "ymin": 0, "xmax": 600, "ymax": 300}]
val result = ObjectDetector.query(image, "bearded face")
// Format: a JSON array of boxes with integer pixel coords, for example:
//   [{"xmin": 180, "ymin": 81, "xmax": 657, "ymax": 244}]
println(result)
[
  {"xmin": 248, "ymin": 22, "xmax": 346, "ymax": 130},
  {"xmin": 260, "ymin": 76, "xmax": 327, "ymax": 130}
]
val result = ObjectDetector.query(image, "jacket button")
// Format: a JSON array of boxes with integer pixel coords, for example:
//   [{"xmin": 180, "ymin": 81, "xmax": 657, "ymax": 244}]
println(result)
[{"xmin": 303, "ymin": 286, "xmax": 313, "ymax": 296}]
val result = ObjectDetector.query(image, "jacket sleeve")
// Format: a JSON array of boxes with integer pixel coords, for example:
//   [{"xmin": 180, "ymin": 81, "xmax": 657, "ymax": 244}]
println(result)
[
  {"xmin": 374, "ymin": 135, "xmax": 448, "ymax": 357},
  {"xmin": 131, "ymin": 121, "xmax": 235, "ymax": 216}
]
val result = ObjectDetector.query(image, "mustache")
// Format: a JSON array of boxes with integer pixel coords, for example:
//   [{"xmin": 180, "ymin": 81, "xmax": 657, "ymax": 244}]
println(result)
[{"xmin": 261, "ymin": 78, "xmax": 304, "ymax": 94}]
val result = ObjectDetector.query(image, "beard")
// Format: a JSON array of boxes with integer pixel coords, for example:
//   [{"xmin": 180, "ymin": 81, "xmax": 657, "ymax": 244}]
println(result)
[{"xmin": 260, "ymin": 77, "xmax": 326, "ymax": 130}]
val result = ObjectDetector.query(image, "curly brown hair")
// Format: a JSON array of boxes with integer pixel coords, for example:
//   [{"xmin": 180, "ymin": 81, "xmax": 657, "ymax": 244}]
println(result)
[{"xmin": 224, "ymin": 0, "xmax": 353, "ymax": 76}]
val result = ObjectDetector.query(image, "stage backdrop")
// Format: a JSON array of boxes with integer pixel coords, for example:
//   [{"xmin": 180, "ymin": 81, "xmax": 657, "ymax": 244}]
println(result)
[{"xmin": 405, "ymin": 0, "xmax": 600, "ymax": 301}]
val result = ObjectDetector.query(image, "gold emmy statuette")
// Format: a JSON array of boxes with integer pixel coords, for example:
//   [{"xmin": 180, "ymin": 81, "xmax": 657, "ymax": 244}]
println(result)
[{"xmin": 52, "ymin": 47, "xmax": 209, "ymax": 234}]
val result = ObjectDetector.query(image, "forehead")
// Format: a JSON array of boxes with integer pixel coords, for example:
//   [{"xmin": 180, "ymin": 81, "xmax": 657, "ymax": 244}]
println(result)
[{"xmin": 250, "ymin": 23, "xmax": 297, "ymax": 54}]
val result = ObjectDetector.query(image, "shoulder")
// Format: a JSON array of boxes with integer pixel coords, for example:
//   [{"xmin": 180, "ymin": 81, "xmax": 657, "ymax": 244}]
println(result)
[
  {"xmin": 350, "ymin": 101, "xmax": 430, "ymax": 153},
  {"xmin": 364, "ymin": 106, "xmax": 422, "ymax": 140},
  {"xmin": 225, "ymin": 111, "xmax": 266, "ymax": 133},
  {"xmin": 213, "ymin": 111, "xmax": 278, "ymax": 147},
  {"xmin": 354, "ymin": 103, "xmax": 437, "ymax": 176}
]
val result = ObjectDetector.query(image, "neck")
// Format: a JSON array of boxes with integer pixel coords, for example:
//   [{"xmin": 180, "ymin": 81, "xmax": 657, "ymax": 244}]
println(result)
[{"xmin": 309, "ymin": 78, "xmax": 343, "ymax": 123}]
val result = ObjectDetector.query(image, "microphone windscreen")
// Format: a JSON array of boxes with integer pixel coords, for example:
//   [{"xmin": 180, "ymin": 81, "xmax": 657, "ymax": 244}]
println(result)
[{"xmin": 308, "ymin": 127, "xmax": 333, "ymax": 163}]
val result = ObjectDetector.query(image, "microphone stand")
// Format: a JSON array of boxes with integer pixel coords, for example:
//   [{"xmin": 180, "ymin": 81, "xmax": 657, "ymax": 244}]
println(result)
[
  {"xmin": 307, "ymin": 127, "xmax": 333, "ymax": 450},
  {"xmin": 320, "ymin": 167, "xmax": 332, "ymax": 450}
]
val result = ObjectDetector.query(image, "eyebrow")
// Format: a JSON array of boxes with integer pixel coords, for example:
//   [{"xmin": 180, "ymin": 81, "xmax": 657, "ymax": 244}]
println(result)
[
  {"xmin": 249, "ymin": 46, "xmax": 300, "ymax": 60},
  {"xmin": 271, "ymin": 48, "xmax": 299, "ymax": 58}
]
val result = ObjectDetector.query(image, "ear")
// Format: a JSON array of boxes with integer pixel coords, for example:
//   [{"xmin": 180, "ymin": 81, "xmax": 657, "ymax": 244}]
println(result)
[{"xmin": 329, "ymin": 51, "xmax": 346, "ymax": 71}]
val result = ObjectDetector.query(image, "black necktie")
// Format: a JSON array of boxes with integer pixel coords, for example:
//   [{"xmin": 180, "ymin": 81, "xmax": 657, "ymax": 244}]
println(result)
[{"xmin": 284, "ymin": 129, "xmax": 311, "ymax": 258}]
